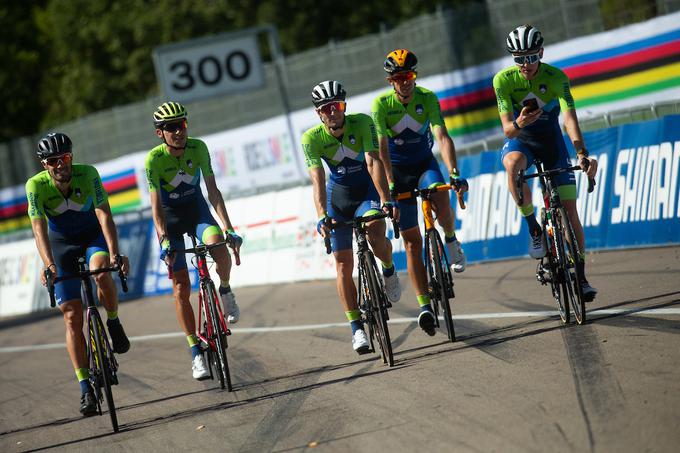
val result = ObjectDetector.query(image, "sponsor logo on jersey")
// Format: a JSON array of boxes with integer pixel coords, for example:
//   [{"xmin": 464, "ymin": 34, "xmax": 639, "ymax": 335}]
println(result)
[
  {"xmin": 337, "ymin": 166, "xmax": 346, "ymax": 175},
  {"xmin": 75, "ymin": 188, "xmax": 82, "ymax": 198},
  {"xmin": 394, "ymin": 138, "xmax": 404, "ymax": 146},
  {"xmin": 186, "ymin": 159, "xmax": 193, "ymax": 168},
  {"xmin": 415, "ymin": 104, "xmax": 424, "ymax": 115},
  {"xmin": 539, "ymin": 84, "xmax": 547, "ymax": 94},
  {"xmin": 349, "ymin": 135, "xmax": 356, "ymax": 145},
  {"xmin": 170, "ymin": 193, "xmax": 180, "ymax": 199}
]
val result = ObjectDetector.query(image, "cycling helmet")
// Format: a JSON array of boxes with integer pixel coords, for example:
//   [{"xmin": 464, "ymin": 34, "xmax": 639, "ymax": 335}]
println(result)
[
  {"xmin": 384, "ymin": 49, "xmax": 418, "ymax": 74},
  {"xmin": 37, "ymin": 133, "xmax": 72, "ymax": 159},
  {"xmin": 311, "ymin": 80, "xmax": 347, "ymax": 108},
  {"xmin": 153, "ymin": 101, "xmax": 187, "ymax": 127},
  {"xmin": 506, "ymin": 25, "xmax": 544, "ymax": 54}
]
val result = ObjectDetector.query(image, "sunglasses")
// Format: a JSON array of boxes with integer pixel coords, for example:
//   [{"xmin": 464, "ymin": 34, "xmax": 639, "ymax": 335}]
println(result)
[
  {"xmin": 162, "ymin": 120, "xmax": 187, "ymax": 132},
  {"xmin": 42, "ymin": 153, "xmax": 72, "ymax": 167},
  {"xmin": 389, "ymin": 71, "xmax": 417, "ymax": 83},
  {"xmin": 513, "ymin": 53, "xmax": 541, "ymax": 65},
  {"xmin": 317, "ymin": 101, "xmax": 346, "ymax": 115}
]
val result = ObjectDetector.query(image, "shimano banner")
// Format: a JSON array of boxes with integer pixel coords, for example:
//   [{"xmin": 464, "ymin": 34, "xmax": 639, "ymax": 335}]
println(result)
[{"xmin": 455, "ymin": 115, "xmax": 680, "ymax": 261}]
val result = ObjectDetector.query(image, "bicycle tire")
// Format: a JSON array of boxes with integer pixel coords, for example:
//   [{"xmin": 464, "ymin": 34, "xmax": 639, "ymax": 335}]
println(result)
[
  {"xmin": 206, "ymin": 282, "xmax": 233, "ymax": 391},
  {"xmin": 363, "ymin": 252, "xmax": 394, "ymax": 367},
  {"xmin": 358, "ymin": 264, "xmax": 377, "ymax": 354},
  {"xmin": 423, "ymin": 236, "xmax": 441, "ymax": 328},
  {"xmin": 544, "ymin": 213, "xmax": 569, "ymax": 324},
  {"xmin": 90, "ymin": 311, "xmax": 119, "ymax": 432},
  {"xmin": 558, "ymin": 208, "xmax": 586, "ymax": 324},
  {"xmin": 427, "ymin": 230, "xmax": 456, "ymax": 342}
]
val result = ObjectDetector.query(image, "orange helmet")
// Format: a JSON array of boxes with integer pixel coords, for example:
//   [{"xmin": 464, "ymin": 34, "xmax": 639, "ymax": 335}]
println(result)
[{"xmin": 384, "ymin": 49, "xmax": 418, "ymax": 74}]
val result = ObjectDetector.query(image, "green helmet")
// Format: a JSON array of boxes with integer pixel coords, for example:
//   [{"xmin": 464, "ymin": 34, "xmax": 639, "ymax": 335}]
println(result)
[{"xmin": 153, "ymin": 101, "xmax": 187, "ymax": 127}]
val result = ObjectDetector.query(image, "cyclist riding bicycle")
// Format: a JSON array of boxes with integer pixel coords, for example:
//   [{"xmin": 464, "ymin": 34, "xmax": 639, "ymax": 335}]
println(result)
[
  {"xmin": 372, "ymin": 49, "xmax": 468, "ymax": 336},
  {"xmin": 145, "ymin": 102, "xmax": 243, "ymax": 380},
  {"xmin": 26, "ymin": 132, "xmax": 131, "ymax": 416},
  {"xmin": 493, "ymin": 24, "xmax": 598, "ymax": 301},
  {"xmin": 302, "ymin": 80, "xmax": 402, "ymax": 354}
]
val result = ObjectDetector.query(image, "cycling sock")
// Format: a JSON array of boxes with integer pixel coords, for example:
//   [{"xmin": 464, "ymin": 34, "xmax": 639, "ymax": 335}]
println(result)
[
  {"xmin": 220, "ymin": 279, "xmax": 230, "ymax": 289},
  {"xmin": 417, "ymin": 294, "xmax": 432, "ymax": 312},
  {"xmin": 576, "ymin": 260, "xmax": 586, "ymax": 279},
  {"xmin": 444, "ymin": 231, "xmax": 457, "ymax": 242},
  {"xmin": 106, "ymin": 310, "xmax": 119, "ymax": 321},
  {"xmin": 346, "ymin": 309, "xmax": 363, "ymax": 334},
  {"xmin": 520, "ymin": 204, "xmax": 541, "ymax": 235},
  {"xmin": 381, "ymin": 261, "xmax": 395, "ymax": 277},
  {"xmin": 187, "ymin": 334, "xmax": 201, "ymax": 359},
  {"xmin": 76, "ymin": 368, "xmax": 90, "ymax": 394},
  {"xmin": 219, "ymin": 285, "xmax": 231, "ymax": 294}
]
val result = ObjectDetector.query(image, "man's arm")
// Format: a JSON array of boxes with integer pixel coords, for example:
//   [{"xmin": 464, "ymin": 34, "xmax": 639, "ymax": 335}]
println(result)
[
  {"xmin": 563, "ymin": 109, "xmax": 597, "ymax": 178},
  {"xmin": 309, "ymin": 167, "xmax": 327, "ymax": 219},
  {"xmin": 366, "ymin": 152, "xmax": 391, "ymax": 204},
  {"xmin": 205, "ymin": 175, "xmax": 235, "ymax": 232},
  {"xmin": 94, "ymin": 202, "xmax": 121, "ymax": 258},
  {"xmin": 433, "ymin": 126, "xmax": 458, "ymax": 175},
  {"xmin": 149, "ymin": 189, "xmax": 168, "ymax": 239},
  {"xmin": 377, "ymin": 136, "xmax": 395, "ymax": 187},
  {"xmin": 30, "ymin": 218, "xmax": 55, "ymax": 271}
]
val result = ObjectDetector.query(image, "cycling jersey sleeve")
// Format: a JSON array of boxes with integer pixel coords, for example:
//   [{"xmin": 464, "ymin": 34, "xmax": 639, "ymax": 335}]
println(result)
[
  {"xmin": 360, "ymin": 114, "xmax": 379, "ymax": 154},
  {"xmin": 301, "ymin": 132, "xmax": 322, "ymax": 169},
  {"xmin": 25, "ymin": 178, "xmax": 44, "ymax": 220},
  {"xmin": 555, "ymin": 69, "xmax": 576, "ymax": 112},
  {"xmin": 371, "ymin": 97, "xmax": 388, "ymax": 138},
  {"xmin": 492, "ymin": 72, "xmax": 513, "ymax": 115},
  {"xmin": 196, "ymin": 140, "xmax": 215, "ymax": 178},
  {"xmin": 426, "ymin": 92, "xmax": 446, "ymax": 129},
  {"xmin": 144, "ymin": 152, "xmax": 160, "ymax": 192},
  {"xmin": 86, "ymin": 165, "xmax": 108, "ymax": 207}
]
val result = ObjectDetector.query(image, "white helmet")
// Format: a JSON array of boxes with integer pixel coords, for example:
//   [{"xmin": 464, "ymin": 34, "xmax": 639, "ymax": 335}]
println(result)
[
  {"xmin": 311, "ymin": 80, "xmax": 347, "ymax": 108},
  {"xmin": 506, "ymin": 25, "xmax": 544, "ymax": 54}
]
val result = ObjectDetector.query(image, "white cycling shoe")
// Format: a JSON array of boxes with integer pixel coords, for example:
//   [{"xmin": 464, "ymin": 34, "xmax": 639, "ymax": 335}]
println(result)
[
  {"xmin": 192, "ymin": 355, "xmax": 210, "ymax": 380},
  {"xmin": 529, "ymin": 231, "xmax": 547, "ymax": 259},
  {"xmin": 352, "ymin": 329, "xmax": 370, "ymax": 355},
  {"xmin": 383, "ymin": 273, "xmax": 402, "ymax": 304},
  {"xmin": 221, "ymin": 290, "xmax": 240, "ymax": 324},
  {"xmin": 446, "ymin": 239, "xmax": 467, "ymax": 273}
]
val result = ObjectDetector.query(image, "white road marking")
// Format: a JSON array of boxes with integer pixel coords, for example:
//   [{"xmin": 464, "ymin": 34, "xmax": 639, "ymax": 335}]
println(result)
[{"xmin": 1, "ymin": 308, "xmax": 679, "ymax": 354}]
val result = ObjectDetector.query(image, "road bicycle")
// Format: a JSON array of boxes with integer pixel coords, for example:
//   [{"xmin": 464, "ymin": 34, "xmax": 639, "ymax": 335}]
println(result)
[
  {"xmin": 395, "ymin": 184, "xmax": 466, "ymax": 342},
  {"xmin": 45, "ymin": 255, "xmax": 128, "ymax": 433},
  {"xmin": 324, "ymin": 213, "xmax": 399, "ymax": 366},
  {"xmin": 175, "ymin": 236, "xmax": 240, "ymax": 390},
  {"xmin": 517, "ymin": 159, "xmax": 594, "ymax": 324}
]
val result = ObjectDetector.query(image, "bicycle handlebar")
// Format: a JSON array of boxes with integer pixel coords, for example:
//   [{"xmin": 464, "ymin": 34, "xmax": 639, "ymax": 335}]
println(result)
[
  {"xmin": 173, "ymin": 237, "xmax": 241, "ymax": 266},
  {"xmin": 517, "ymin": 164, "xmax": 595, "ymax": 205},
  {"xmin": 394, "ymin": 184, "xmax": 466, "ymax": 210},
  {"xmin": 45, "ymin": 258, "xmax": 128, "ymax": 308},
  {"xmin": 322, "ymin": 212, "xmax": 399, "ymax": 255}
]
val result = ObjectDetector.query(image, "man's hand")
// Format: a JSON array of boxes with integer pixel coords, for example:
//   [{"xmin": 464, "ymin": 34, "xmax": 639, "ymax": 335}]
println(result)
[
  {"xmin": 112, "ymin": 254, "xmax": 130, "ymax": 276},
  {"xmin": 449, "ymin": 174, "xmax": 469, "ymax": 194},
  {"xmin": 382, "ymin": 201, "xmax": 400, "ymax": 223},
  {"xmin": 226, "ymin": 230, "xmax": 243, "ymax": 252},
  {"xmin": 41, "ymin": 263, "xmax": 56, "ymax": 287},
  {"xmin": 317, "ymin": 215, "xmax": 331, "ymax": 238},
  {"xmin": 159, "ymin": 237, "xmax": 176, "ymax": 266},
  {"xmin": 516, "ymin": 106, "xmax": 542, "ymax": 128},
  {"xmin": 579, "ymin": 154, "xmax": 598, "ymax": 178}
]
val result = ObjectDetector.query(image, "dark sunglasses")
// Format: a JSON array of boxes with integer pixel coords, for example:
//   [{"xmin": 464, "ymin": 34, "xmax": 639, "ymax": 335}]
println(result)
[
  {"xmin": 513, "ymin": 53, "xmax": 541, "ymax": 65},
  {"xmin": 42, "ymin": 153, "xmax": 72, "ymax": 167},
  {"xmin": 162, "ymin": 120, "xmax": 187, "ymax": 132},
  {"xmin": 389, "ymin": 71, "xmax": 417, "ymax": 83},
  {"xmin": 317, "ymin": 101, "xmax": 346, "ymax": 115}
]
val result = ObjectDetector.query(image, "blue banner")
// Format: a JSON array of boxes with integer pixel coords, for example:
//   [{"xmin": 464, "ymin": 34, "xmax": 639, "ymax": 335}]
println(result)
[{"xmin": 453, "ymin": 115, "xmax": 680, "ymax": 262}]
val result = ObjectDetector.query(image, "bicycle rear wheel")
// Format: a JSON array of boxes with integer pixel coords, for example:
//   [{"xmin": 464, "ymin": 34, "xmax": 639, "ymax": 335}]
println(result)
[
  {"xmin": 427, "ymin": 230, "xmax": 456, "ymax": 342},
  {"xmin": 363, "ymin": 253, "xmax": 394, "ymax": 367},
  {"xmin": 544, "ymin": 214, "xmax": 569, "ymax": 324},
  {"xmin": 557, "ymin": 208, "xmax": 586, "ymax": 324},
  {"xmin": 206, "ymin": 282, "xmax": 233, "ymax": 391},
  {"xmin": 90, "ymin": 310, "xmax": 118, "ymax": 432}
]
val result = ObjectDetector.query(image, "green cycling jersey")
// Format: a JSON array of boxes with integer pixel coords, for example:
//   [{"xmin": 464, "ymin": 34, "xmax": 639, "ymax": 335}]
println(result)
[
  {"xmin": 25, "ymin": 164, "xmax": 107, "ymax": 235},
  {"xmin": 144, "ymin": 138, "xmax": 214, "ymax": 207}
]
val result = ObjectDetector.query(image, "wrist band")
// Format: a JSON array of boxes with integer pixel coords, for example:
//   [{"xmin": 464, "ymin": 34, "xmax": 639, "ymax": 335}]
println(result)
[{"xmin": 513, "ymin": 120, "xmax": 521, "ymax": 130}]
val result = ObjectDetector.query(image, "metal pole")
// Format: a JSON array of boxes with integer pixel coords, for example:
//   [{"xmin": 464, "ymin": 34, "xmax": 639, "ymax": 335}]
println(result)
[{"xmin": 266, "ymin": 26, "xmax": 304, "ymax": 180}]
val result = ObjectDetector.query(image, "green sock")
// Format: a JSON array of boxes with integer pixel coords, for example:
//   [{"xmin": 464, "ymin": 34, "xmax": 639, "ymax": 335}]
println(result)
[
  {"xmin": 444, "ymin": 230, "xmax": 456, "ymax": 240},
  {"xmin": 345, "ymin": 309, "xmax": 361, "ymax": 322},
  {"xmin": 416, "ymin": 294, "xmax": 431, "ymax": 307},
  {"xmin": 106, "ymin": 310, "xmax": 118, "ymax": 320},
  {"xmin": 187, "ymin": 334, "xmax": 199, "ymax": 347},
  {"xmin": 519, "ymin": 203, "xmax": 535, "ymax": 217},
  {"xmin": 380, "ymin": 261, "xmax": 394, "ymax": 270}
]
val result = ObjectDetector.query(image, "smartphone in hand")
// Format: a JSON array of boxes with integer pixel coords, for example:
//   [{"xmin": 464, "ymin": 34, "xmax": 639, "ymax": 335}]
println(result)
[{"xmin": 522, "ymin": 98, "xmax": 539, "ymax": 112}]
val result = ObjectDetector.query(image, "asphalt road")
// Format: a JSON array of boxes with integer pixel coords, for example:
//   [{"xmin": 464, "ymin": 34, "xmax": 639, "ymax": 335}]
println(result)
[{"xmin": 1, "ymin": 246, "xmax": 679, "ymax": 452}]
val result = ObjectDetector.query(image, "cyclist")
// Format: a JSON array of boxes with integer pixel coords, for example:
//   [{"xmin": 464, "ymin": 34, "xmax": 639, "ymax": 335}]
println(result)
[
  {"xmin": 145, "ymin": 102, "xmax": 243, "ymax": 380},
  {"xmin": 372, "ymin": 49, "xmax": 468, "ymax": 336},
  {"xmin": 302, "ymin": 80, "xmax": 402, "ymax": 354},
  {"xmin": 493, "ymin": 24, "xmax": 598, "ymax": 301},
  {"xmin": 26, "ymin": 132, "xmax": 131, "ymax": 416}
]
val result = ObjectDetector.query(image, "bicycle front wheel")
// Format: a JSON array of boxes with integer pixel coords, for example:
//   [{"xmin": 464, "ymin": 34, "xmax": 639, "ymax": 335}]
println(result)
[
  {"xmin": 544, "ymin": 214, "xmax": 569, "ymax": 324},
  {"xmin": 206, "ymin": 282, "xmax": 233, "ymax": 391},
  {"xmin": 427, "ymin": 230, "xmax": 456, "ymax": 342},
  {"xmin": 90, "ymin": 310, "xmax": 118, "ymax": 432},
  {"xmin": 363, "ymin": 252, "xmax": 394, "ymax": 367},
  {"xmin": 558, "ymin": 208, "xmax": 586, "ymax": 324}
]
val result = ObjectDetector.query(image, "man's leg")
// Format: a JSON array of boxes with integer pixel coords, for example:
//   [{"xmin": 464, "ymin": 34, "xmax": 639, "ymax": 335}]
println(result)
[
  {"xmin": 562, "ymin": 198, "xmax": 597, "ymax": 301},
  {"xmin": 60, "ymin": 299, "xmax": 96, "ymax": 415},
  {"xmin": 431, "ymin": 191, "xmax": 466, "ymax": 273},
  {"xmin": 334, "ymin": 249, "xmax": 370, "ymax": 354},
  {"xmin": 204, "ymin": 227, "xmax": 240, "ymax": 324},
  {"xmin": 365, "ymin": 216, "xmax": 401, "ymax": 304}
]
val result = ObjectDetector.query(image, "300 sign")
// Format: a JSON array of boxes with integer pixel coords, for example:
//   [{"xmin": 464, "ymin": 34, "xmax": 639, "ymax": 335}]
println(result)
[{"xmin": 169, "ymin": 51, "xmax": 252, "ymax": 91}]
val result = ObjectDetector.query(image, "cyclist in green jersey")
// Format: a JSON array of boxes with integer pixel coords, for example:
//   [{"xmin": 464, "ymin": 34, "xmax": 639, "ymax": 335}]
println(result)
[
  {"xmin": 493, "ymin": 25, "xmax": 599, "ymax": 300},
  {"xmin": 26, "ymin": 132, "xmax": 130, "ymax": 416},
  {"xmin": 302, "ymin": 80, "xmax": 401, "ymax": 354},
  {"xmin": 145, "ymin": 102, "xmax": 243, "ymax": 379},
  {"xmin": 372, "ymin": 49, "xmax": 468, "ymax": 336}
]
